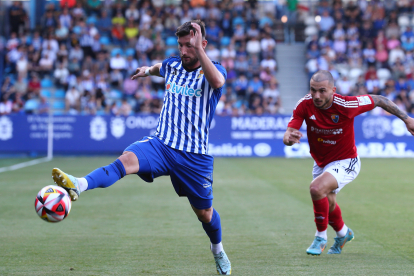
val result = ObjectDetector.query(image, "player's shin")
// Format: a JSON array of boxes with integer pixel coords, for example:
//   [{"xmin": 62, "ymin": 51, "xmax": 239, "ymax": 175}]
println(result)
[
  {"xmin": 83, "ymin": 159, "xmax": 126, "ymax": 191},
  {"xmin": 329, "ymin": 203, "xmax": 349, "ymax": 238},
  {"xmin": 201, "ymin": 208, "xmax": 222, "ymax": 253},
  {"xmin": 313, "ymin": 197, "xmax": 329, "ymax": 240}
]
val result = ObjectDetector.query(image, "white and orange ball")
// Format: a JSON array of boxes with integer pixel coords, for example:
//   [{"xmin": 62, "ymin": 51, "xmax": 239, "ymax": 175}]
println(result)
[{"xmin": 35, "ymin": 185, "xmax": 72, "ymax": 223}]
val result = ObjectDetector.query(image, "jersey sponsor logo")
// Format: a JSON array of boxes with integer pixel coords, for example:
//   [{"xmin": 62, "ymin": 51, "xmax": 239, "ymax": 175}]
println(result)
[
  {"xmin": 317, "ymin": 138, "xmax": 336, "ymax": 145},
  {"xmin": 357, "ymin": 96, "xmax": 372, "ymax": 106},
  {"xmin": 309, "ymin": 115, "xmax": 316, "ymax": 120},
  {"xmin": 311, "ymin": 126, "xmax": 343, "ymax": 135},
  {"xmin": 165, "ymin": 82, "xmax": 202, "ymax": 97},
  {"xmin": 331, "ymin": 114, "xmax": 339, "ymax": 123}
]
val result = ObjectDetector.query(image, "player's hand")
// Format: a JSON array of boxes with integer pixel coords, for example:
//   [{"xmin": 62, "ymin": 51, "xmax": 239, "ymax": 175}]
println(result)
[
  {"xmin": 190, "ymin": 23, "xmax": 203, "ymax": 50},
  {"xmin": 288, "ymin": 130, "xmax": 303, "ymax": 144},
  {"xmin": 131, "ymin": 66, "xmax": 150, "ymax": 80},
  {"xmin": 405, "ymin": 117, "xmax": 414, "ymax": 136}
]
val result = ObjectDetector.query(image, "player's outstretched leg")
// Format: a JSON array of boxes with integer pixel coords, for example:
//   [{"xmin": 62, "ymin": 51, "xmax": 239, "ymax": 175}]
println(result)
[
  {"xmin": 196, "ymin": 207, "xmax": 231, "ymax": 275},
  {"xmin": 327, "ymin": 203, "xmax": 354, "ymax": 254},
  {"xmin": 307, "ymin": 197, "xmax": 329, "ymax": 255},
  {"xmin": 52, "ymin": 159, "xmax": 126, "ymax": 201}
]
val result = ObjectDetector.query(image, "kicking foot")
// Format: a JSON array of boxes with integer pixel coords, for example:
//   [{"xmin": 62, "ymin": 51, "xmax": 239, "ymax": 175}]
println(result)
[
  {"xmin": 306, "ymin": 236, "xmax": 327, "ymax": 256},
  {"xmin": 52, "ymin": 168, "xmax": 81, "ymax": 201},
  {"xmin": 213, "ymin": 250, "xmax": 231, "ymax": 275},
  {"xmin": 327, "ymin": 228, "xmax": 354, "ymax": 254}
]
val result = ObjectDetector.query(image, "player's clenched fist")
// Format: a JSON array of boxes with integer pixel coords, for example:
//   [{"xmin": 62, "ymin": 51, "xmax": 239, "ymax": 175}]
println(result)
[
  {"xmin": 288, "ymin": 130, "xmax": 303, "ymax": 144},
  {"xmin": 131, "ymin": 66, "xmax": 150, "ymax": 80}
]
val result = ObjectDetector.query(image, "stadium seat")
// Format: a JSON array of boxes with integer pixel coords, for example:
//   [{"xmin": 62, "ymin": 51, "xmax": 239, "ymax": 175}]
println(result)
[
  {"xmin": 24, "ymin": 99, "xmax": 39, "ymax": 111},
  {"xmin": 72, "ymin": 25, "xmax": 81, "ymax": 34},
  {"xmin": 337, "ymin": 68, "xmax": 349, "ymax": 78},
  {"xmin": 111, "ymin": 48, "xmax": 123, "ymax": 57},
  {"xmin": 110, "ymin": 89, "xmax": 123, "ymax": 99},
  {"xmin": 125, "ymin": 48, "xmax": 135, "ymax": 56},
  {"xmin": 305, "ymin": 16, "xmax": 316, "ymax": 26},
  {"xmin": 53, "ymin": 110, "xmax": 64, "ymax": 115},
  {"xmin": 52, "ymin": 100, "xmax": 65, "ymax": 109},
  {"xmin": 220, "ymin": 36, "xmax": 231, "ymax": 46},
  {"xmin": 40, "ymin": 90, "xmax": 51, "ymax": 98},
  {"xmin": 99, "ymin": 36, "xmax": 110, "ymax": 45},
  {"xmin": 349, "ymin": 68, "xmax": 363, "ymax": 82},
  {"xmin": 86, "ymin": 16, "xmax": 97, "ymax": 25},
  {"xmin": 41, "ymin": 78, "xmax": 53, "ymax": 88},
  {"xmin": 305, "ymin": 26, "xmax": 318, "ymax": 36},
  {"xmin": 398, "ymin": 15, "xmax": 410, "ymax": 27},
  {"xmin": 54, "ymin": 89, "xmax": 65, "ymax": 99},
  {"xmin": 377, "ymin": 68, "xmax": 391, "ymax": 88},
  {"xmin": 377, "ymin": 68, "xmax": 391, "ymax": 80},
  {"xmin": 166, "ymin": 36, "xmax": 177, "ymax": 46},
  {"xmin": 96, "ymin": 109, "xmax": 106, "ymax": 116},
  {"xmin": 165, "ymin": 48, "xmax": 178, "ymax": 57}
]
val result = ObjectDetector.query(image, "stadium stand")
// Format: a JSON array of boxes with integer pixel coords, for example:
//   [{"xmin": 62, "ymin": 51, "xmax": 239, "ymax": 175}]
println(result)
[
  {"xmin": 1, "ymin": 0, "xmax": 284, "ymax": 116},
  {"xmin": 304, "ymin": 0, "xmax": 414, "ymax": 114}
]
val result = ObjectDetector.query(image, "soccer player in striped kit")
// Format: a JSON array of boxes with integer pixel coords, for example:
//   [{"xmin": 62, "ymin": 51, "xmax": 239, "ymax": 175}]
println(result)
[
  {"xmin": 284, "ymin": 70, "xmax": 414, "ymax": 256},
  {"xmin": 52, "ymin": 20, "xmax": 231, "ymax": 275}
]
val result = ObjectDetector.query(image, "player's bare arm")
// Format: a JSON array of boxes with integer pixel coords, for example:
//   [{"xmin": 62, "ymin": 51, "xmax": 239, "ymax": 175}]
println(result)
[
  {"xmin": 190, "ymin": 23, "xmax": 225, "ymax": 89},
  {"xmin": 283, "ymin": 127, "xmax": 303, "ymax": 146},
  {"xmin": 131, "ymin": 63, "xmax": 162, "ymax": 80},
  {"xmin": 371, "ymin": 95, "xmax": 414, "ymax": 135}
]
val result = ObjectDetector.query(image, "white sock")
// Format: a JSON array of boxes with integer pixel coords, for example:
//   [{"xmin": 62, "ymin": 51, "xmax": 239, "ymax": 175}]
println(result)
[
  {"xmin": 315, "ymin": 230, "xmax": 327, "ymax": 240},
  {"xmin": 336, "ymin": 224, "xmax": 348, "ymax": 238},
  {"xmin": 211, "ymin": 242, "xmax": 223, "ymax": 255},
  {"xmin": 77, "ymin": 177, "xmax": 88, "ymax": 192}
]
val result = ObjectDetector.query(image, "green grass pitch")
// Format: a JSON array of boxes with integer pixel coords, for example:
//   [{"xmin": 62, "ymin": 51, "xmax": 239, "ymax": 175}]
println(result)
[{"xmin": 1, "ymin": 157, "xmax": 414, "ymax": 275}]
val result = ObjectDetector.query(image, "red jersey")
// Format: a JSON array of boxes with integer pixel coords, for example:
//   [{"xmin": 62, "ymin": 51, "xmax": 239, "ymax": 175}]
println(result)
[{"xmin": 288, "ymin": 93, "xmax": 375, "ymax": 167}]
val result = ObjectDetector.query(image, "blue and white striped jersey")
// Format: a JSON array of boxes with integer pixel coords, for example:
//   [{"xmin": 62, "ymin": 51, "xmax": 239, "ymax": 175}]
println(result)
[{"xmin": 155, "ymin": 56, "xmax": 227, "ymax": 155}]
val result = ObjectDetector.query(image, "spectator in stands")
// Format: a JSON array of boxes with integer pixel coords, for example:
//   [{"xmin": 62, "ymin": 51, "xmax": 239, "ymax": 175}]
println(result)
[
  {"xmin": 38, "ymin": 96, "xmax": 50, "ymax": 114},
  {"xmin": 220, "ymin": 11, "xmax": 233, "ymax": 37},
  {"xmin": 54, "ymin": 63, "xmax": 70, "ymax": 90},
  {"xmin": 65, "ymin": 86, "xmax": 81, "ymax": 113},
  {"xmin": 0, "ymin": 94, "xmax": 13, "ymax": 115},
  {"xmin": 110, "ymin": 52, "xmax": 126, "ymax": 71},
  {"xmin": 318, "ymin": 10, "xmax": 335, "ymax": 35}
]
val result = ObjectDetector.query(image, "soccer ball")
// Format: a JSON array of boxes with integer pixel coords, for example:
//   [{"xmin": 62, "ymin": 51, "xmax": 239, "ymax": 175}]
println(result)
[{"xmin": 35, "ymin": 185, "xmax": 72, "ymax": 223}]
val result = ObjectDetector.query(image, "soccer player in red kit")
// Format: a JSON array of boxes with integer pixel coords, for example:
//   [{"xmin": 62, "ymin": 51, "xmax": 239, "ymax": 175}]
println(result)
[{"xmin": 284, "ymin": 70, "xmax": 414, "ymax": 255}]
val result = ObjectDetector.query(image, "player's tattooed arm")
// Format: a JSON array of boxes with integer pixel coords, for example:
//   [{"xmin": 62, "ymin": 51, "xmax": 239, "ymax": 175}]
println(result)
[
  {"xmin": 371, "ymin": 95, "xmax": 408, "ymax": 121},
  {"xmin": 371, "ymin": 95, "xmax": 414, "ymax": 136}
]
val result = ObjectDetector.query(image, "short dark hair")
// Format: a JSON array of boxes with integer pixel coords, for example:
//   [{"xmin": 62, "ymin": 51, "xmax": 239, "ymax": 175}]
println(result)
[
  {"xmin": 311, "ymin": 70, "xmax": 334, "ymax": 86},
  {"xmin": 175, "ymin": 20, "xmax": 206, "ymax": 39}
]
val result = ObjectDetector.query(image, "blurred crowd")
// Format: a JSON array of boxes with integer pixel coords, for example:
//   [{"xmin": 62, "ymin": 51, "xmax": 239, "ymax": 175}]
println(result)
[
  {"xmin": 1, "ymin": 0, "xmax": 281, "ymax": 116},
  {"xmin": 306, "ymin": 0, "xmax": 414, "ymax": 114}
]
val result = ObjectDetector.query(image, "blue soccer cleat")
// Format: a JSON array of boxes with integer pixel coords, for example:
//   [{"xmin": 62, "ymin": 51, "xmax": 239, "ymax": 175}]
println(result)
[
  {"xmin": 52, "ymin": 168, "xmax": 81, "ymax": 201},
  {"xmin": 306, "ymin": 236, "xmax": 327, "ymax": 256},
  {"xmin": 327, "ymin": 228, "xmax": 354, "ymax": 254},
  {"xmin": 213, "ymin": 250, "xmax": 231, "ymax": 275}
]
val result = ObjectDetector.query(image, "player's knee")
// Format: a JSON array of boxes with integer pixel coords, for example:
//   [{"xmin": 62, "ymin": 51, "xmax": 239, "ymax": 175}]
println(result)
[
  {"xmin": 194, "ymin": 208, "xmax": 213, "ymax": 223},
  {"xmin": 119, "ymin": 151, "xmax": 139, "ymax": 175},
  {"xmin": 309, "ymin": 182, "xmax": 324, "ymax": 199}
]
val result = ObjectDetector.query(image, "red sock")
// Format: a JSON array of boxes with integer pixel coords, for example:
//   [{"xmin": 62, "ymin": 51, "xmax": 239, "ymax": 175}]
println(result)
[
  {"xmin": 313, "ymin": 197, "xmax": 329, "ymax": 232},
  {"xmin": 328, "ymin": 203, "xmax": 345, "ymax": 232}
]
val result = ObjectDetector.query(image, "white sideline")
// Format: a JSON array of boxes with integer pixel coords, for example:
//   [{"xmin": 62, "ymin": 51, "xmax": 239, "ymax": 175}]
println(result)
[{"xmin": 0, "ymin": 157, "xmax": 52, "ymax": 173}]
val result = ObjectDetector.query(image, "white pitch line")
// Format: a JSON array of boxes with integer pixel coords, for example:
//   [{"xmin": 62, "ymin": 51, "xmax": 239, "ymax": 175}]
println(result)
[{"xmin": 0, "ymin": 157, "xmax": 52, "ymax": 173}]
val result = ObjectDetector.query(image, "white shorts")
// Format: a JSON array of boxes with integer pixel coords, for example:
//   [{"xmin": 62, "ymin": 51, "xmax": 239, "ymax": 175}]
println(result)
[{"xmin": 312, "ymin": 156, "xmax": 361, "ymax": 194}]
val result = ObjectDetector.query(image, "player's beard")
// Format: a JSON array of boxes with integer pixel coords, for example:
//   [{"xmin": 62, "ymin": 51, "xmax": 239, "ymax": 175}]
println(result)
[
  {"xmin": 181, "ymin": 55, "xmax": 198, "ymax": 68},
  {"xmin": 314, "ymin": 96, "xmax": 331, "ymax": 109}
]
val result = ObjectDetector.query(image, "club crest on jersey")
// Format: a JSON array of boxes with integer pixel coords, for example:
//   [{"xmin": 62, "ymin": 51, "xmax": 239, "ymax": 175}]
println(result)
[
  {"xmin": 331, "ymin": 114, "xmax": 339, "ymax": 123},
  {"xmin": 197, "ymin": 70, "xmax": 204, "ymax": 79}
]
